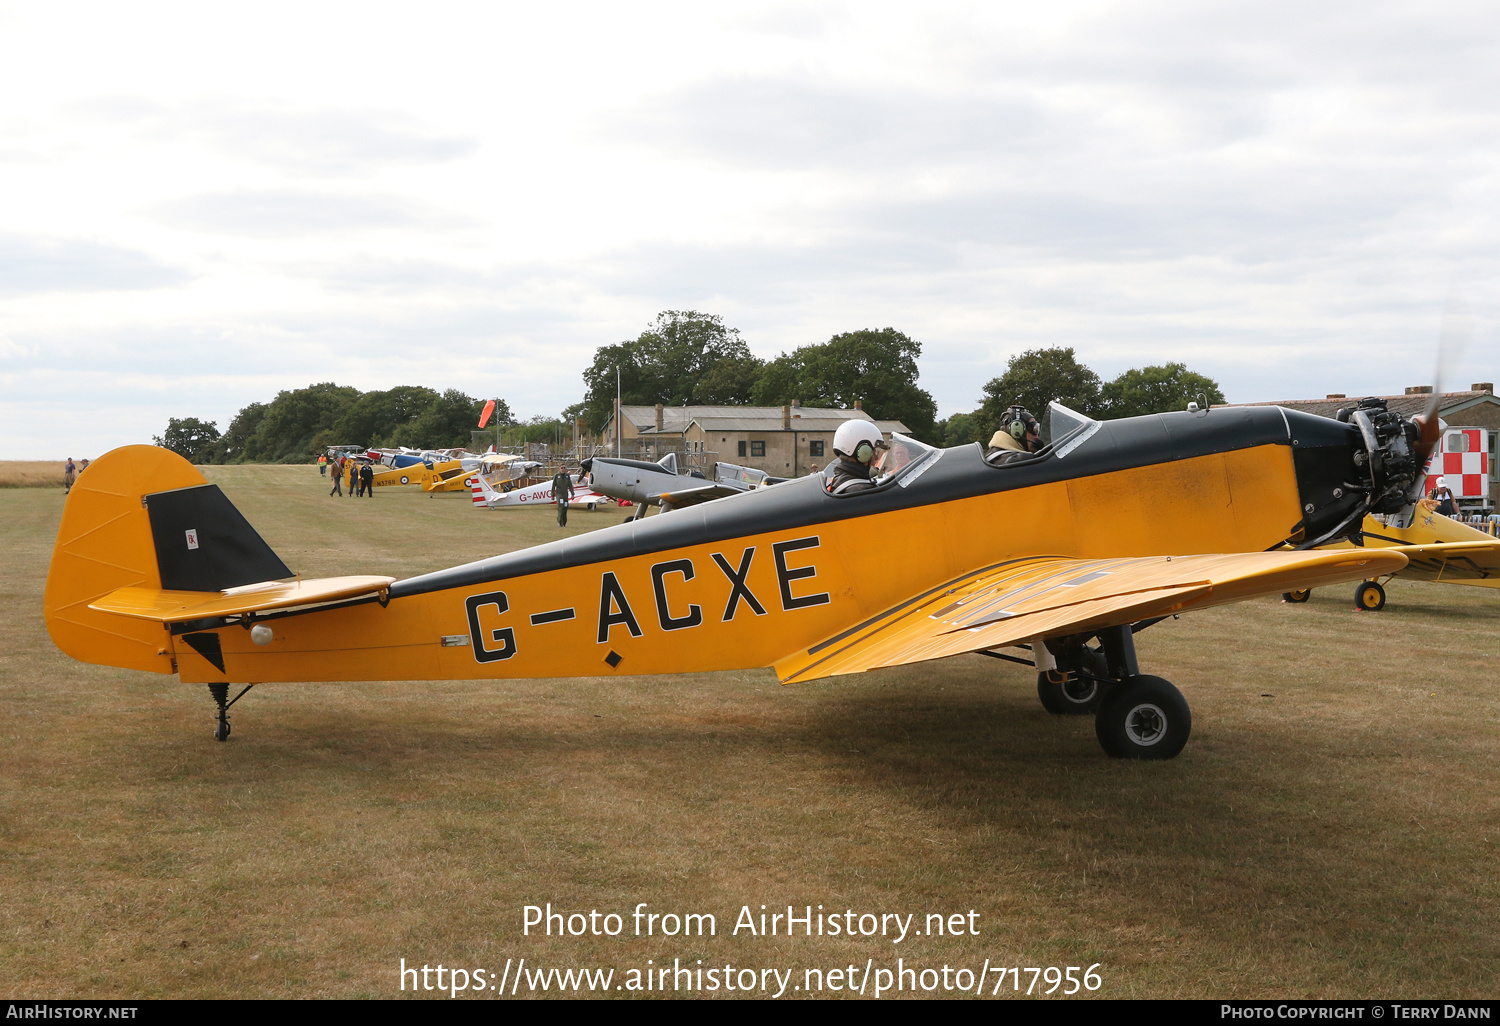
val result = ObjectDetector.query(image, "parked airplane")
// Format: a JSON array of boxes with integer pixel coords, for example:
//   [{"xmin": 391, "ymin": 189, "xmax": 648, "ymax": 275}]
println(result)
[
  {"xmin": 1282, "ymin": 506, "xmax": 1500, "ymax": 609},
  {"xmin": 45, "ymin": 399, "xmax": 1426, "ymax": 759},
  {"xmin": 470, "ymin": 473, "xmax": 607, "ymax": 511},
  {"xmin": 583, "ymin": 453, "xmax": 782, "ymax": 518}
]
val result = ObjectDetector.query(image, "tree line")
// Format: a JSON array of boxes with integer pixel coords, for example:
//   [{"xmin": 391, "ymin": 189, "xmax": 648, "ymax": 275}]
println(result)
[
  {"xmin": 154, "ymin": 385, "xmax": 504, "ymax": 464},
  {"xmin": 154, "ymin": 309, "xmax": 1224, "ymax": 463}
]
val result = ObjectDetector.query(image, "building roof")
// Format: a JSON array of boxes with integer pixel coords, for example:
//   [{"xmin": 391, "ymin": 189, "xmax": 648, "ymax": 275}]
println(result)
[
  {"xmin": 1219, "ymin": 388, "xmax": 1498, "ymax": 421},
  {"xmin": 612, "ymin": 403, "xmax": 909, "ymax": 436}
]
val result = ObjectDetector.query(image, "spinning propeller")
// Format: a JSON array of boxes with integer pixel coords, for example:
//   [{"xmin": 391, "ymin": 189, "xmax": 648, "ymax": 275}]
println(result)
[{"xmin": 1409, "ymin": 293, "xmax": 1473, "ymax": 474}]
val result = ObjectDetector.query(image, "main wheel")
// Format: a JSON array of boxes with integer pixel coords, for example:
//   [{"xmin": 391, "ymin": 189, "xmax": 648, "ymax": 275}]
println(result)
[
  {"xmin": 1282, "ymin": 589, "xmax": 1311, "ymax": 603},
  {"xmin": 1354, "ymin": 580, "xmax": 1386, "ymax": 611},
  {"xmin": 1094, "ymin": 675, "xmax": 1190, "ymax": 760},
  {"xmin": 1038, "ymin": 670, "xmax": 1100, "ymax": 714}
]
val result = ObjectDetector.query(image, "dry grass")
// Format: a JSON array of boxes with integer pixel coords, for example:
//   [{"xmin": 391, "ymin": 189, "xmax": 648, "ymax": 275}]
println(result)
[
  {"xmin": 2, "ymin": 465, "xmax": 1497, "ymax": 999},
  {"xmin": 0, "ymin": 461, "xmax": 69, "ymax": 488}
]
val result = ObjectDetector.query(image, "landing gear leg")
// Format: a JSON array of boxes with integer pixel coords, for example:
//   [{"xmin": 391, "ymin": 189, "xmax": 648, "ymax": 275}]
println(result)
[
  {"xmin": 207, "ymin": 682, "xmax": 255, "ymax": 742},
  {"xmin": 1089, "ymin": 624, "xmax": 1191, "ymax": 759}
]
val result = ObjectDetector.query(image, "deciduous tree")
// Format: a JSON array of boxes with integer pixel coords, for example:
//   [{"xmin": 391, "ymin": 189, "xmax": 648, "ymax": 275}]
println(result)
[
  {"xmin": 152, "ymin": 417, "xmax": 222, "ymax": 465},
  {"xmin": 975, "ymin": 348, "xmax": 1102, "ymax": 443},
  {"xmin": 752, "ymin": 327, "xmax": 938, "ymax": 442},
  {"xmin": 1099, "ymin": 363, "xmax": 1225, "ymax": 419}
]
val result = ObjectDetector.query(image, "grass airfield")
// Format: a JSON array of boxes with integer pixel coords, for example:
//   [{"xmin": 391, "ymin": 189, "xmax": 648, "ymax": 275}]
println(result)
[{"xmin": 2, "ymin": 463, "xmax": 1498, "ymax": 999}]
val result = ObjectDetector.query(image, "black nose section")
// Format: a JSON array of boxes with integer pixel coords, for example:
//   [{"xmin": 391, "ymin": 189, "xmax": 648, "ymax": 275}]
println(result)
[{"xmin": 1283, "ymin": 409, "xmax": 1370, "ymax": 546}]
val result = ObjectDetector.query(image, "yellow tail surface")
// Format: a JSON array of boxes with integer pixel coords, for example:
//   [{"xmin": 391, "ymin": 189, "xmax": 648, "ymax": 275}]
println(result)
[{"xmin": 44, "ymin": 445, "xmax": 208, "ymax": 673}]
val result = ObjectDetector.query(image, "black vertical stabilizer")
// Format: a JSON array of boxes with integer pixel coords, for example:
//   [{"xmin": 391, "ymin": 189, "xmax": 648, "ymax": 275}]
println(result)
[{"xmin": 145, "ymin": 484, "xmax": 292, "ymax": 592}]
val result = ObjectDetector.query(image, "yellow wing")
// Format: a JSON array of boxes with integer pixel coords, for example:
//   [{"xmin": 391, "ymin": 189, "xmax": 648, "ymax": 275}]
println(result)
[
  {"xmin": 1330, "ymin": 514, "xmax": 1500, "ymax": 587},
  {"xmin": 775, "ymin": 549, "xmax": 1407, "ymax": 684}
]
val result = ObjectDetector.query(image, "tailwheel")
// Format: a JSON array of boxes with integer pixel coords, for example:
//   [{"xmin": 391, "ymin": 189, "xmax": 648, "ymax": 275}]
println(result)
[
  {"xmin": 1282, "ymin": 589, "xmax": 1311, "ymax": 603},
  {"xmin": 206, "ymin": 682, "xmax": 253, "ymax": 742},
  {"xmin": 1094, "ymin": 675, "xmax": 1191, "ymax": 759},
  {"xmin": 1354, "ymin": 580, "xmax": 1386, "ymax": 611},
  {"xmin": 208, "ymin": 683, "xmax": 231, "ymax": 742}
]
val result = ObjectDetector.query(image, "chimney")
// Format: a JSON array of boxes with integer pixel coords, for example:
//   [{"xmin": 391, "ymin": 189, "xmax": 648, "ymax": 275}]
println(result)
[
  {"xmin": 853, "ymin": 400, "xmax": 862, "ymax": 410},
  {"xmin": 655, "ymin": 404, "xmax": 664, "ymax": 432},
  {"xmin": 782, "ymin": 405, "xmax": 791, "ymax": 430},
  {"xmin": 1326, "ymin": 393, "xmax": 1346, "ymax": 399},
  {"xmin": 791, "ymin": 398, "xmax": 801, "ymax": 407},
  {"xmin": 1405, "ymin": 386, "xmax": 1434, "ymax": 395},
  {"xmin": 1473, "ymin": 383, "xmax": 1493, "ymax": 393}
]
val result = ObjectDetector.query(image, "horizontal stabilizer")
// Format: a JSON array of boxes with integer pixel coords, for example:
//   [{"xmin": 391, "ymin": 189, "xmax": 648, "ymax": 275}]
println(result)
[{"xmin": 90, "ymin": 575, "xmax": 397, "ymax": 623}]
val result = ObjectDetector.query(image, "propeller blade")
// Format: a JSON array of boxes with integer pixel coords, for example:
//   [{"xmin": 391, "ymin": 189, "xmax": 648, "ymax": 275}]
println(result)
[{"xmin": 1412, "ymin": 292, "xmax": 1473, "ymax": 467}]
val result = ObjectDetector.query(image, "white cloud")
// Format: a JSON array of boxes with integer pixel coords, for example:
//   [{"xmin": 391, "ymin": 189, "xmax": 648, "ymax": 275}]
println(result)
[{"xmin": 0, "ymin": 0, "xmax": 1497, "ymax": 457}]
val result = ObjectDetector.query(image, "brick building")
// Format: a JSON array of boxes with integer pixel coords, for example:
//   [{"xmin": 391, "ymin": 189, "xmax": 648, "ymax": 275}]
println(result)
[{"xmin": 603, "ymin": 401, "xmax": 910, "ymax": 477}]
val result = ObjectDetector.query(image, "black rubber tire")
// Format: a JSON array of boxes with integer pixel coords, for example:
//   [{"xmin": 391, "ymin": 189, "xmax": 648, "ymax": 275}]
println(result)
[
  {"xmin": 1354, "ymin": 580, "xmax": 1386, "ymax": 611},
  {"xmin": 1282, "ymin": 589, "xmax": 1311, "ymax": 603},
  {"xmin": 1094, "ymin": 675, "xmax": 1191, "ymax": 760},
  {"xmin": 214, "ymin": 721, "xmax": 230, "ymax": 742},
  {"xmin": 1037, "ymin": 670, "xmax": 1101, "ymax": 715}
]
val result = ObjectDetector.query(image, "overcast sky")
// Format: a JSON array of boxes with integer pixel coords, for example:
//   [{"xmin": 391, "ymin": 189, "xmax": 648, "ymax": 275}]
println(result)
[{"xmin": 3, "ymin": 0, "xmax": 1498, "ymax": 457}]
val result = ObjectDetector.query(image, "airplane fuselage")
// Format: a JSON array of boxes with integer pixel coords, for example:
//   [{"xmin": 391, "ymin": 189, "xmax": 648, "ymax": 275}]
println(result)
[{"xmin": 161, "ymin": 407, "xmax": 1362, "ymax": 685}]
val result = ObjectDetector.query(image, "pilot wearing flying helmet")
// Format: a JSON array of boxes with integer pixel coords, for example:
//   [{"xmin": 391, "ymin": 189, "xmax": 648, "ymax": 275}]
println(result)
[
  {"xmin": 824, "ymin": 420, "xmax": 890, "ymax": 495},
  {"xmin": 986, "ymin": 406, "xmax": 1041, "ymax": 464}
]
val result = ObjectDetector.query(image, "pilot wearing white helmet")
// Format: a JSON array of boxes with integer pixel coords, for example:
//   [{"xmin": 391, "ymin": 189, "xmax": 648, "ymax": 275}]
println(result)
[{"xmin": 824, "ymin": 420, "xmax": 890, "ymax": 495}]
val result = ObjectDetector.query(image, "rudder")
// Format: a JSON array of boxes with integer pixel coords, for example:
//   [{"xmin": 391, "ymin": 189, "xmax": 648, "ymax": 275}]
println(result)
[{"xmin": 43, "ymin": 445, "xmax": 291, "ymax": 674}]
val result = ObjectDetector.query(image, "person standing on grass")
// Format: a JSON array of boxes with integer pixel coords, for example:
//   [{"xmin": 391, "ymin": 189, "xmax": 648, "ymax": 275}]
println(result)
[
  {"xmin": 329, "ymin": 456, "xmax": 344, "ymax": 497},
  {"xmin": 360, "ymin": 461, "xmax": 374, "ymax": 497},
  {"xmin": 552, "ymin": 464, "xmax": 574, "ymax": 527},
  {"xmin": 319, "ymin": 454, "xmax": 327, "ymax": 476},
  {"xmin": 63, "ymin": 457, "xmax": 75, "ymax": 494}
]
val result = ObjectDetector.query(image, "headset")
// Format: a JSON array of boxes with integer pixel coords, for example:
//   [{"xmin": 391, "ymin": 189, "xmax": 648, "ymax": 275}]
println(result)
[
  {"xmin": 1005, "ymin": 407, "xmax": 1041, "ymax": 449},
  {"xmin": 853, "ymin": 439, "xmax": 876, "ymax": 463}
]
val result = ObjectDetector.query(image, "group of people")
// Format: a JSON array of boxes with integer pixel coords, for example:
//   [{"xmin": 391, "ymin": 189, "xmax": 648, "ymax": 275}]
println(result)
[
  {"xmin": 62, "ymin": 457, "xmax": 90, "ymax": 493},
  {"xmin": 328, "ymin": 455, "xmax": 375, "ymax": 498}
]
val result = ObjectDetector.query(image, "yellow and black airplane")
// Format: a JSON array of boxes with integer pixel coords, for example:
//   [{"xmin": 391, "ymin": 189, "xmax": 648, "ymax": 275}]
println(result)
[
  {"xmin": 1279, "ymin": 507, "xmax": 1500, "ymax": 610},
  {"xmin": 44, "ymin": 400, "xmax": 1432, "ymax": 759}
]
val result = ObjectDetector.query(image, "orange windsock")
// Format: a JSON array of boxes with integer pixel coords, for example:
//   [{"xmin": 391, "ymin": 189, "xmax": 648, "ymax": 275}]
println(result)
[{"xmin": 478, "ymin": 399, "xmax": 496, "ymax": 428}]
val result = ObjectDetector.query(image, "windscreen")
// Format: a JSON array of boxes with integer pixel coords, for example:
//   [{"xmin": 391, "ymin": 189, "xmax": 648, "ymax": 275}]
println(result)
[
  {"xmin": 1043, "ymin": 402, "xmax": 1097, "ymax": 447},
  {"xmin": 878, "ymin": 433, "xmax": 938, "ymax": 478}
]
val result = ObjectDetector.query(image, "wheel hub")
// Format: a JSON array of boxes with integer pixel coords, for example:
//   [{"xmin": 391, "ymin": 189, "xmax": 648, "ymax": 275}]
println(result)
[
  {"xmin": 1124, "ymin": 703, "xmax": 1168, "ymax": 746},
  {"xmin": 1062, "ymin": 679, "xmax": 1097, "ymax": 705}
]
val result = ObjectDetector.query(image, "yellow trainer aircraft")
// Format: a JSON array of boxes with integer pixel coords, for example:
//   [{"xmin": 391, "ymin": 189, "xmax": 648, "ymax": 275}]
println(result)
[
  {"xmin": 45, "ymin": 399, "xmax": 1431, "ymax": 760},
  {"xmin": 1282, "ymin": 505, "xmax": 1500, "ymax": 610}
]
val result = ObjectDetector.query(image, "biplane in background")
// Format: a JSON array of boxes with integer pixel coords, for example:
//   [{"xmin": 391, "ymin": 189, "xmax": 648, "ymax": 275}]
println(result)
[{"xmin": 46, "ymin": 397, "xmax": 1436, "ymax": 760}]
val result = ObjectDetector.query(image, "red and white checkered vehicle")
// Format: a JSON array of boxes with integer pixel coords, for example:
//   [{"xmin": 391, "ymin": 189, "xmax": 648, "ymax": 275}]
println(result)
[{"xmin": 1423, "ymin": 426, "xmax": 1492, "ymax": 514}]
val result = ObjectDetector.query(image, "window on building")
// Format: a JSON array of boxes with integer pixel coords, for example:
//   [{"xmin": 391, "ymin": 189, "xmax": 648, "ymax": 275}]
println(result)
[
  {"xmin": 737, "ymin": 441, "xmax": 747, "ymax": 457},
  {"xmin": 750, "ymin": 440, "xmax": 765, "ymax": 457},
  {"xmin": 809, "ymin": 440, "xmax": 825, "ymax": 457}
]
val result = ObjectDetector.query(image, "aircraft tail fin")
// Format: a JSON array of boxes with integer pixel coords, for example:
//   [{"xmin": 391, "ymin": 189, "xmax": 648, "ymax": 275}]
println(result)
[
  {"xmin": 44, "ymin": 445, "xmax": 293, "ymax": 673},
  {"xmin": 472, "ymin": 473, "xmax": 501, "ymax": 506}
]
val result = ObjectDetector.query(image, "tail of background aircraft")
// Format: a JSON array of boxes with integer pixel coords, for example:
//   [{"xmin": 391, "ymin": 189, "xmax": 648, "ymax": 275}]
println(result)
[{"xmin": 471, "ymin": 474, "xmax": 502, "ymax": 507}]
